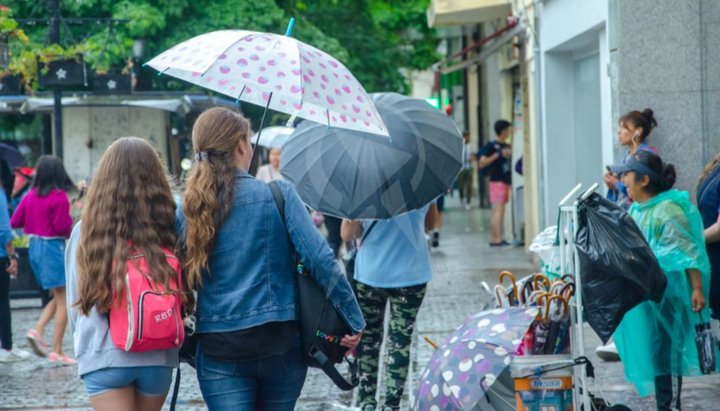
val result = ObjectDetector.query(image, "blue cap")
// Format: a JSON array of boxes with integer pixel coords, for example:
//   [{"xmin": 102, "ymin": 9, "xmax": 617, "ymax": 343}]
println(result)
[{"xmin": 607, "ymin": 156, "xmax": 661, "ymax": 183}]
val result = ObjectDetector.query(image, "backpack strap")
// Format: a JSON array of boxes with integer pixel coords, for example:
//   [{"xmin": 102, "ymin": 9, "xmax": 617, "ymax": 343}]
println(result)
[
  {"xmin": 360, "ymin": 221, "xmax": 377, "ymax": 245},
  {"xmin": 169, "ymin": 367, "xmax": 181, "ymax": 411},
  {"xmin": 267, "ymin": 181, "xmax": 359, "ymax": 389}
]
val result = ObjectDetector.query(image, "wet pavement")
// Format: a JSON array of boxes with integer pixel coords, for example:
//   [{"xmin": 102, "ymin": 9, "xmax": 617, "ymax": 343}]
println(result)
[{"xmin": 2, "ymin": 195, "xmax": 720, "ymax": 410}]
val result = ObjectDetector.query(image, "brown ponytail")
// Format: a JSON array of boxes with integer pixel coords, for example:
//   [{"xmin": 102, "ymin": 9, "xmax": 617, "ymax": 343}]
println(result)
[{"xmin": 182, "ymin": 108, "xmax": 251, "ymax": 289}]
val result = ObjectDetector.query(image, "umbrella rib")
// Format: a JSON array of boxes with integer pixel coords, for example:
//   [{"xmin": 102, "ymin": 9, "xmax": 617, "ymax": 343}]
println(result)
[{"xmin": 235, "ymin": 85, "xmax": 246, "ymax": 105}]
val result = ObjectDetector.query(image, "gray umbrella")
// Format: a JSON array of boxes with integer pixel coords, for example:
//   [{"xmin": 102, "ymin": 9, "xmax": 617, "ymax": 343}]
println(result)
[{"xmin": 280, "ymin": 92, "xmax": 463, "ymax": 220}]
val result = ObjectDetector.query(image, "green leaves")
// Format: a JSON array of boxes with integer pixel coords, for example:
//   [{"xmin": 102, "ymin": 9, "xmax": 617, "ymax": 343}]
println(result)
[
  {"xmin": 113, "ymin": 1, "xmax": 167, "ymax": 37},
  {"xmin": 2, "ymin": 0, "xmax": 438, "ymax": 94}
]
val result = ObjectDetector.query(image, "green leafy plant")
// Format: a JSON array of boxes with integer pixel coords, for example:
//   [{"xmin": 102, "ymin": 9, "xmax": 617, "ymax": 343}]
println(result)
[
  {"xmin": 0, "ymin": 5, "xmax": 29, "ymax": 44},
  {"xmin": 1, "ymin": 4, "xmax": 30, "ymax": 90},
  {"xmin": 83, "ymin": 30, "xmax": 133, "ymax": 74}
]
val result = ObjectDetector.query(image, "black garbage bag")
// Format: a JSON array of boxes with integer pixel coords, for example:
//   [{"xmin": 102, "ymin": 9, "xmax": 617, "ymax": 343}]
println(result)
[{"xmin": 575, "ymin": 193, "xmax": 666, "ymax": 343}]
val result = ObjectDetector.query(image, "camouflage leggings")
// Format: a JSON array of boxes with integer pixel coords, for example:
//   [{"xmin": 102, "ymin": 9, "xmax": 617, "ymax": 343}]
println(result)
[{"xmin": 356, "ymin": 282, "xmax": 427, "ymax": 410}]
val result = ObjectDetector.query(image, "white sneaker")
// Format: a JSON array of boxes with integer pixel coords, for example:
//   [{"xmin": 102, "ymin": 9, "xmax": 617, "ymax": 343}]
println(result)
[
  {"xmin": 596, "ymin": 341, "xmax": 620, "ymax": 361},
  {"xmin": 9, "ymin": 348, "xmax": 31, "ymax": 359},
  {"xmin": 464, "ymin": 203, "xmax": 471, "ymax": 210},
  {"xmin": 0, "ymin": 349, "xmax": 21, "ymax": 362}
]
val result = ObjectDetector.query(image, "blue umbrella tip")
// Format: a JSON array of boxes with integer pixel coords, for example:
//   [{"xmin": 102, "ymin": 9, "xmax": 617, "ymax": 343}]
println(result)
[{"xmin": 285, "ymin": 17, "xmax": 295, "ymax": 37}]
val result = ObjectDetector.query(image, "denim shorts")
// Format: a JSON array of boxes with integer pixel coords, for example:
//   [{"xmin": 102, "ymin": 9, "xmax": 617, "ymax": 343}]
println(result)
[
  {"xmin": 29, "ymin": 238, "xmax": 65, "ymax": 290},
  {"xmin": 82, "ymin": 366, "xmax": 173, "ymax": 397}
]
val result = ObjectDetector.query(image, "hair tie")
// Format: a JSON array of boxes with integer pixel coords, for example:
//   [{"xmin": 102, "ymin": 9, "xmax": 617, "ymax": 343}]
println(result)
[{"xmin": 195, "ymin": 151, "xmax": 209, "ymax": 161}]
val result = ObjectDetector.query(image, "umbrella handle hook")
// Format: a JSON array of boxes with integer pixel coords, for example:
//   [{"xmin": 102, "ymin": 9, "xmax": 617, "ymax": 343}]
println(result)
[
  {"xmin": 533, "ymin": 273, "xmax": 550, "ymax": 291},
  {"xmin": 499, "ymin": 271, "xmax": 518, "ymax": 305}
]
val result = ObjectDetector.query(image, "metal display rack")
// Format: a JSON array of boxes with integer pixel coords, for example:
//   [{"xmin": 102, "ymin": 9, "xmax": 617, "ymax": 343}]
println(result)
[{"xmin": 557, "ymin": 182, "xmax": 599, "ymax": 411}]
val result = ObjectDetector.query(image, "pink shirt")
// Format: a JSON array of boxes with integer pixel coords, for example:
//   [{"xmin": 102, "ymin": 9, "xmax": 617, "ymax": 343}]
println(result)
[{"xmin": 11, "ymin": 188, "xmax": 73, "ymax": 238}]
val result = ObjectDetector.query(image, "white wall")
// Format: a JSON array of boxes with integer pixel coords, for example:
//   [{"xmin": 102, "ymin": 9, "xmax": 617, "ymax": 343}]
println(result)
[
  {"xmin": 542, "ymin": 0, "xmax": 607, "ymax": 50},
  {"xmin": 409, "ymin": 69, "xmax": 435, "ymax": 100},
  {"xmin": 538, "ymin": 0, "xmax": 611, "ymax": 225},
  {"xmin": 62, "ymin": 107, "xmax": 169, "ymax": 183}
]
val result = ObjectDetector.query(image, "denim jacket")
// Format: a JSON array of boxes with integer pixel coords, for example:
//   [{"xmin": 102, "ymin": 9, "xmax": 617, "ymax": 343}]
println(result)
[{"xmin": 176, "ymin": 170, "xmax": 365, "ymax": 334}]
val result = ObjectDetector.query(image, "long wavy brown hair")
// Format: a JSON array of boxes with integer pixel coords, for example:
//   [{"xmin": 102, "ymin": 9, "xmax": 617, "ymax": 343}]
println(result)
[
  {"xmin": 181, "ymin": 107, "xmax": 250, "ymax": 289},
  {"xmin": 75, "ymin": 137, "xmax": 179, "ymax": 315},
  {"xmin": 699, "ymin": 153, "xmax": 720, "ymax": 190}
]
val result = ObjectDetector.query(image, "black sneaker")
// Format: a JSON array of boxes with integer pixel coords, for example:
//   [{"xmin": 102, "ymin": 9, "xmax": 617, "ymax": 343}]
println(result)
[
  {"xmin": 431, "ymin": 231, "xmax": 440, "ymax": 247},
  {"xmin": 489, "ymin": 240, "xmax": 510, "ymax": 247}
]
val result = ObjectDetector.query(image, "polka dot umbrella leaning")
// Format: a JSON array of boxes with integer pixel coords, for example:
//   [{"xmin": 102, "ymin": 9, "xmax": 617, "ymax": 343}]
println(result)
[
  {"xmin": 414, "ymin": 307, "xmax": 540, "ymax": 411},
  {"xmin": 145, "ymin": 19, "xmax": 389, "ymax": 155}
]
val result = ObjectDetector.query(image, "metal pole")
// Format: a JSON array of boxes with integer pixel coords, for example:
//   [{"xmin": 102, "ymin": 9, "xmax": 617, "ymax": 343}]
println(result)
[
  {"xmin": 572, "ymin": 196, "xmax": 592, "ymax": 411},
  {"xmin": 49, "ymin": 0, "xmax": 63, "ymax": 158}
]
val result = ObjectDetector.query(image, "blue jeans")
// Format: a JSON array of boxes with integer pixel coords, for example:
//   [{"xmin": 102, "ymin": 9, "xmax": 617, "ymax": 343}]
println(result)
[{"xmin": 196, "ymin": 345, "xmax": 308, "ymax": 410}]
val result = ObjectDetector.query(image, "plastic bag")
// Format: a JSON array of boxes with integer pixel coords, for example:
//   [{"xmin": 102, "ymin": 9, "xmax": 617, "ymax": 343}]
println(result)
[
  {"xmin": 696, "ymin": 314, "xmax": 716, "ymax": 374},
  {"xmin": 575, "ymin": 193, "xmax": 666, "ymax": 344},
  {"xmin": 529, "ymin": 226, "xmax": 562, "ymax": 278}
]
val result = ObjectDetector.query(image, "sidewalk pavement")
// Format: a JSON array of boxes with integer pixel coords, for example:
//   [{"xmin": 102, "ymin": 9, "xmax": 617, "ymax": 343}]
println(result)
[{"xmin": 2, "ymin": 195, "xmax": 720, "ymax": 410}]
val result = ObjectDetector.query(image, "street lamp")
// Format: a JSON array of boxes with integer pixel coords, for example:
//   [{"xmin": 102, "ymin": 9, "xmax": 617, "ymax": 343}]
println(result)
[
  {"xmin": 132, "ymin": 38, "xmax": 145, "ymax": 60},
  {"xmin": 132, "ymin": 38, "xmax": 145, "ymax": 91}
]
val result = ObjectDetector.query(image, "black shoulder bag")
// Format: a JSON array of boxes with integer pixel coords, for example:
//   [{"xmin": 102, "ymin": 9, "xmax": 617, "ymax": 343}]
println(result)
[{"xmin": 268, "ymin": 181, "xmax": 359, "ymax": 391}]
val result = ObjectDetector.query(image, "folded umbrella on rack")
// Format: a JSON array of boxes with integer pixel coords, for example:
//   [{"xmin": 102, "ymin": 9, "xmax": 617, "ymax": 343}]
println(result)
[{"xmin": 543, "ymin": 295, "xmax": 569, "ymax": 355}]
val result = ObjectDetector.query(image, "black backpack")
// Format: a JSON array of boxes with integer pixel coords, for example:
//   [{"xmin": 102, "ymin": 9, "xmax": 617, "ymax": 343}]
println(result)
[{"xmin": 269, "ymin": 181, "xmax": 359, "ymax": 391}]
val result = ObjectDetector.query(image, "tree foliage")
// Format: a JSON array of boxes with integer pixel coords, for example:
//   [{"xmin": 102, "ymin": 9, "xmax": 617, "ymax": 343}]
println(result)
[{"xmin": 3, "ymin": 0, "xmax": 437, "ymax": 93}]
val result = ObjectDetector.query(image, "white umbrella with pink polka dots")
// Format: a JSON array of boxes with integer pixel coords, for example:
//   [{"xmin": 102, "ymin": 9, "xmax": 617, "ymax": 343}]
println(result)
[{"xmin": 146, "ymin": 27, "xmax": 388, "ymax": 137}]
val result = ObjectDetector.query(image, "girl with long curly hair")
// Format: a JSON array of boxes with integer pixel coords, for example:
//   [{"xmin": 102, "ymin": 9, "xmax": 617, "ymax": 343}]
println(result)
[
  {"xmin": 177, "ymin": 107, "xmax": 364, "ymax": 410},
  {"xmin": 65, "ymin": 138, "xmax": 181, "ymax": 411},
  {"xmin": 11, "ymin": 155, "xmax": 75, "ymax": 364}
]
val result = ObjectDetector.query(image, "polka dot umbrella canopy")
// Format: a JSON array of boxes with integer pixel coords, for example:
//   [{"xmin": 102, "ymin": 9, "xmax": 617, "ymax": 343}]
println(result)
[
  {"xmin": 414, "ymin": 307, "xmax": 539, "ymax": 411},
  {"xmin": 146, "ymin": 29, "xmax": 388, "ymax": 137}
]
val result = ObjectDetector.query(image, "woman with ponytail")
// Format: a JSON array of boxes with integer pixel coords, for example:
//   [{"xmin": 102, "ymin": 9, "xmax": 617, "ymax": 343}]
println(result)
[
  {"xmin": 177, "ymin": 107, "xmax": 364, "ymax": 410},
  {"xmin": 608, "ymin": 150, "xmax": 712, "ymax": 410},
  {"xmin": 604, "ymin": 108, "xmax": 659, "ymax": 207},
  {"xmin": 697, "ymin": 153, "xmax": 720, "ymax": 319}
]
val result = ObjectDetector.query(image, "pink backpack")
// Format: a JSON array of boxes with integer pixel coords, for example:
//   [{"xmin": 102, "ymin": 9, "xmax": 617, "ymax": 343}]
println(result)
[{"xmin": 109, "ymin": 249, "xmax": 185, "ymax": 352}]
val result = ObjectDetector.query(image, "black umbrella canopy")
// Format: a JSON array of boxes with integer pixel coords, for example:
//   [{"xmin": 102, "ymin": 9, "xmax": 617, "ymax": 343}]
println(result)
[{"xmin": 280, "ymin": 92, "xmax": 463, "ymax": 220}]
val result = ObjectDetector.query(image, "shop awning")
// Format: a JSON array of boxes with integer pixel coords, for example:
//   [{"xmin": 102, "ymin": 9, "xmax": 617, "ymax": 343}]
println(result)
[
  {"xmin": 427, "ymin": 0, "xmax": 513, "ymax": 28},
  {"xmin": 16, "ymin": 94, "xmax": 239, "ymax": 115},
  {"xmin": 439, "ymin": 22, "xmax": 524, "ymax": 75}
]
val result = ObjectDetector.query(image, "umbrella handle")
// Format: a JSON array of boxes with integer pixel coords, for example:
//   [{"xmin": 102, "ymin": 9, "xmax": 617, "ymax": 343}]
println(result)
[
  {"xmin": 521, "ymin": 280, "xmax": 534, "ymax": 305},
  {"xmin": 545, "ymin": 294, "xmax": 569, "ymax": 321},
  {"xmin": 423, "ymin": 336, "xmax": 439, "ymax": 350},
  {"xmin": 528, "ymin": 290, "xmax": 549, "ymax": 307},
  {"xmin": 499, "ymin": 271, "xmax": 518, "ymax": 305},
  {"xmin": 494, "ymin": 284, "xmax": 508, "ymax": 308},
  {"xmin": 550, "ymin": 280, "xmax": 565, "ymax": 295},
  {"xmin": 560, "ymin": 282, "xmax": 576, "ymax": 300},
  {"xmin": 533, "ymin": 273, "xmax": 550, "ymax": 291}
]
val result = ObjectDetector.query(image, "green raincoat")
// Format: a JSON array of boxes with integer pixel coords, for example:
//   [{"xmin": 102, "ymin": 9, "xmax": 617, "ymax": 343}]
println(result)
[{"xmin": 615, "ymin": 189, "xmax": 712, "ymax": 396}]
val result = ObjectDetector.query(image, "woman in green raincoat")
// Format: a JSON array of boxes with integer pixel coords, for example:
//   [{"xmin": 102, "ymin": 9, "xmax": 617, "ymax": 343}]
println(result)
[{"xmin": 609, "ymin": 150, "xmax": 711, "ymax": 410}]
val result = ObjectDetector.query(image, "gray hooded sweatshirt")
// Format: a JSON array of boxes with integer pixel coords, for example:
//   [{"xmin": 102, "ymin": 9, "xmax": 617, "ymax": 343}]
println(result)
[{"xmin": 65, "ymin": 222, "xmax": 179, "ymax": 377}]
